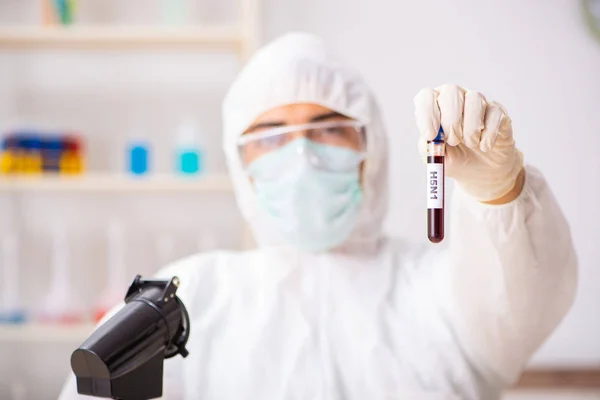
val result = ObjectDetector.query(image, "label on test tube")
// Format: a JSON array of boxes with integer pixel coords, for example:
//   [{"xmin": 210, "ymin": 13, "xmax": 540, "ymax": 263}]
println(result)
[{"xmin": 427, "ymin": 163, "xmax": 444, "ymax": 209}]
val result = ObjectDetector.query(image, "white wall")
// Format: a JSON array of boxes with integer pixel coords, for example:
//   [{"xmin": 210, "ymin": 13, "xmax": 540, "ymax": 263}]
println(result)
[{"xmin": 262, "ymin": 0, "xmax": 600, "ymax": 365}]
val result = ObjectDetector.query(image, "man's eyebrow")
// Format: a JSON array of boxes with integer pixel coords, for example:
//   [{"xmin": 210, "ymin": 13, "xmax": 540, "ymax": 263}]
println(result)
[
  {"xmin": 245, "ymin": 121, "xmax": 285, "ymax": 133},
  {"xmin": 309, "ymin": 111, "xmax": 348, "ymax": 122},
  {"xmin": 245, "ymin": 111, "xmax": 348, "ymax": 134}
]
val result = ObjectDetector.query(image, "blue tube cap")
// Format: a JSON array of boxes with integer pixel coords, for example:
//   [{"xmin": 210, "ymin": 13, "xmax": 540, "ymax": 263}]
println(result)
[{"xmin": 434, "ymin": 127, "xmax": 444, "ymax": 142}]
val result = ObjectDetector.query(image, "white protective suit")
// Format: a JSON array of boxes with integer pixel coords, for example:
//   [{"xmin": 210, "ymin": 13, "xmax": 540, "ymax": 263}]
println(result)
[{"xmin": 58, "ymin": 33, "xmax": 578, "ymax": 400}]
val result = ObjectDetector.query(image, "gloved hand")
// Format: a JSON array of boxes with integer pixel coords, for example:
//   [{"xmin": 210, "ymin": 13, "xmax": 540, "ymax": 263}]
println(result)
[{"xmin": 414, "ymin": 84, "xmax": 524, "ymax": 202}]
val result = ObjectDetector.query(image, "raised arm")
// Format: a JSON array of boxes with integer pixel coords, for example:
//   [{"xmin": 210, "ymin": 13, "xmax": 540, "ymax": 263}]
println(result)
[{"xmin": 414, "ymin": 84, "xmax": 577, "ymax": 384}]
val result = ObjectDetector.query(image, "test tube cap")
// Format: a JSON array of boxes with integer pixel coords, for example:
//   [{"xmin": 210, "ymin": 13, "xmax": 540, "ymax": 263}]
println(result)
[{"xmin": 434, "ymin": 127, "xmax": 444, "ymax": 142}]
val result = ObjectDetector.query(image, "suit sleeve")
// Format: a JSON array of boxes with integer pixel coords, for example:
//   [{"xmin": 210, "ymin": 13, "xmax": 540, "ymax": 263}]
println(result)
[{"xmin": 431, "ymin": 165, "xmax": 578, "ymax": 385}]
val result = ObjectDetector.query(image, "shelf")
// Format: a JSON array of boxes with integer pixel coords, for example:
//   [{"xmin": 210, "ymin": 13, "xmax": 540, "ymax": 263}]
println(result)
[
  {"xmin": 0, "ymin": 173, "xmax": 234, "ymax": 192},
  {"xmin": 0, "ymin": 25, "xmax": 244, "ymax": 49},
  {"xmin": 0, "ymin": 323, "xmax": 95, "ymax": 343}
]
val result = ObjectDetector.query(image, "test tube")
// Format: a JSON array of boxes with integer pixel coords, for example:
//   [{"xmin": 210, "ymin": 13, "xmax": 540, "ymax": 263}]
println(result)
[
  {"xmin": 0, "ymin": 234, "xmax": 26, "ymax": 324},
  {"xmin": 40, "ymin": 223, "xmax": 85, "ymax": 324},
  {"xmin": 427, "ymin": 127, "xmax": 445, "ymax": 243},
  {"xmin": 94, "ymin": 220, "xmax": 127, "ymax": 323}
]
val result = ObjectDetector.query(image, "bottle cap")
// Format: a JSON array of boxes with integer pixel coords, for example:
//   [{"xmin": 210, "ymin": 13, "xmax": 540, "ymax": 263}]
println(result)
[{"xmin": 176, "ymin": 119, "xmax": 201, "ymax": 147}]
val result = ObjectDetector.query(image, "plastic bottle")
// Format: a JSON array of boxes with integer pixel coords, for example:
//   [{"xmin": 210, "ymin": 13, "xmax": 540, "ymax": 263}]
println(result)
[
  {"xmin": 43, "ymin": 0, "xmax": 58, "ymax": 25},
  {"xmin": 0, "ymin": 135, "xmax": 16, "ymax": 174},
  {"xmin": 39, "ymin": 223, "xmax": 85, "ymax": 324},
  {"xmin": 125, "ymin": 123, "xmax": 151, "ymax": 176},
  {"xmin": 60, "ymin": 134, "xmax": 85, "ymax": 174},
  {"xmin": 54, "ymin": 0, "xmax": 77, "ymax": 25},
  {"xmin": 127, "ymin": 133, "xmax": 150, "ymax": 176},
  {"xmin": 42, "ymin": 135, "xmax": 63, "ymax": 172},
  {"xmin": 175, "ymin": 119, "xmax": 204, "ymax": 175},
  {"xmin": 0, "ymin": 234, "xmax": 26, "ymax": 324},
  {"xmin": 94, "ymin": 220, "xmax": 128, "ymax": 323},
  {"xmin": 22, "ymin": 133, "xmax": 43, "ymax": 174}
]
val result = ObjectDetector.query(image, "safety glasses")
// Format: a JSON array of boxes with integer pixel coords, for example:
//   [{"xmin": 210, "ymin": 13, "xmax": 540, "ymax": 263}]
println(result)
[{"xmin": 237, "ymin": 120, "xmax": 367, "ymax": 171}]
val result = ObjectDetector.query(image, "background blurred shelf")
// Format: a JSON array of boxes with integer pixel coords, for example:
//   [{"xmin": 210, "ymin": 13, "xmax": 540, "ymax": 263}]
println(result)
[
  {"xmin": 0, "ymin": 25, "xmax": 244, "ymax": 49},
  {"xmin": 0, "ymin": 173, "xmax": 234, "ymax": 192},
  {"xmin": 0, "ymin": 323, "xmax": 95, "ymax": 343}
]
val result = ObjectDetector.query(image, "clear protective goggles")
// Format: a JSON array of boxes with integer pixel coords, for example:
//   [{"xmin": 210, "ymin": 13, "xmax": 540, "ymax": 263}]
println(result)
[{"xmin": 237, "ymin": 119, "xmax": 367, "ymax": 172}]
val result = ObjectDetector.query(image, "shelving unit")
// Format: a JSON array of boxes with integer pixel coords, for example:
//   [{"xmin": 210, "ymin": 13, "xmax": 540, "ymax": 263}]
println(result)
[
  {"xmin": 0, "ymin": 0, "xmax": 260, "ymax": 352},
  {"xmin": 0, "ymin": 173, "xmax": 234, "ymax": 192},
  {"xmin": 0, "ymin": 25, "xmax": 244, "ymax": 49},
  {"xmin": 0, "ymin": 0, "xmax": 260, "ymax": 58},
  {"xmin": 0, "ymin": 323, "xmax": 95, "ymax": 343}
]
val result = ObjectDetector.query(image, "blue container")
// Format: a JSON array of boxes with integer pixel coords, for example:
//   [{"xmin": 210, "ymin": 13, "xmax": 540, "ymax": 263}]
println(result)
[
  {"xmin": 128, "ymin": 142, "xmax": 150, "ymax": 175},
  {"xmin": 177, "ymin": 148, "xmax": 203, "ymax": 175},
  {"xmin": 42, "ymin": 136, "xmax": 64, "ymax": 172}
]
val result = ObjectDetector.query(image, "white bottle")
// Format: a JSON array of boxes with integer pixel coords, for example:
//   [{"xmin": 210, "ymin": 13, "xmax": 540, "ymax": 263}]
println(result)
[{"xmin": 175, "ymin": 119, "xmax": 204, "ymax": 175}]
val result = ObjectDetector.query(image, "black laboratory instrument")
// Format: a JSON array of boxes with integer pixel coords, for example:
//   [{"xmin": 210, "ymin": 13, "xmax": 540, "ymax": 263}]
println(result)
[{"xmin": 70, "ymin": 275, "xmax": 190, "ymax": 400}]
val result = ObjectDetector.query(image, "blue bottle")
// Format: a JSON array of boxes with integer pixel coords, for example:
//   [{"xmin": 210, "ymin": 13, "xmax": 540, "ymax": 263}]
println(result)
[
  {"xmin": 175, "ymin": 120, "xmax": 204, "ymax": 175},
  {"xmin": 179, "ymin": 149, "xmax": 200, "ymax": 174},
  {"xmin": 44, "ymin": 136, "xmax": 64, "ymax": 172},
  {"xmin": 128, "ymin": 141, "xmax": 150, "ymax": 175}
]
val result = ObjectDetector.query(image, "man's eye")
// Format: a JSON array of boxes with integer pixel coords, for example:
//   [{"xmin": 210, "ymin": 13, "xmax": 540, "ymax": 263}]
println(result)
[
  {"xmin": 309, "ymin": 127, "xmax": 340, "ymax": 138},
  {"xmin": 258, "ymin": 135, "xmax": 285, "ymax": 148},
  {"xmin": 326, "ymin": 126, "xmax": 348, "ymax": 135}
]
